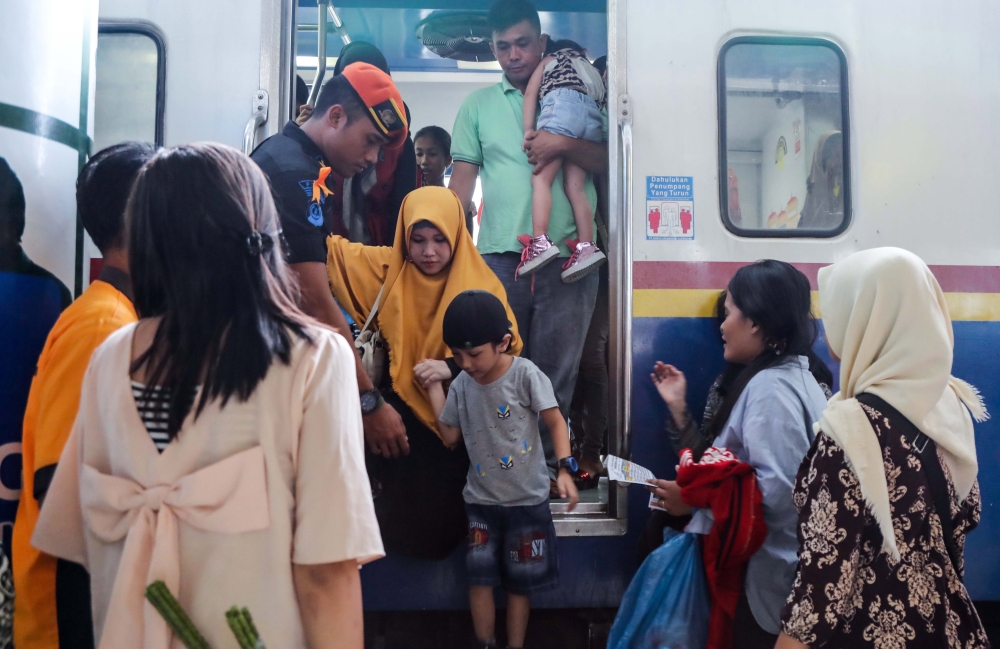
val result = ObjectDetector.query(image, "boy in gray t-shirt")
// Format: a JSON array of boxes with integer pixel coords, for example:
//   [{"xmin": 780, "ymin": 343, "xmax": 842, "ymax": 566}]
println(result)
[{"xmin": 424, "ymin": 290, "xmax": 578, "ymax": 649}]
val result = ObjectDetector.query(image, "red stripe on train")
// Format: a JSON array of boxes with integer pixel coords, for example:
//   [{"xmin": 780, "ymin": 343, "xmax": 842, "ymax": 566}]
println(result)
[{"xmin": 633, "ymin": 261, "xmax": 1000, "ymax": 293}]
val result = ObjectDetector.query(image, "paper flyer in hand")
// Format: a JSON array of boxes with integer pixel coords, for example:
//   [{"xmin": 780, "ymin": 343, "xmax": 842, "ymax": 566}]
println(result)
[
  {"xmin": 605, "ymin": 455, "xmax": 656, "ymax": 485},
  {"xmin": 648, "ymin": 493, "xmax": 668, "ymax": 512}
]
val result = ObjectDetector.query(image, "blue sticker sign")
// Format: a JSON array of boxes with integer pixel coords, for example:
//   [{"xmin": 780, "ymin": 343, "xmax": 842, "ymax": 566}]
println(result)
[{"xmin": 645, "ymin": 176, "xmax": 694, "ymax": 240}]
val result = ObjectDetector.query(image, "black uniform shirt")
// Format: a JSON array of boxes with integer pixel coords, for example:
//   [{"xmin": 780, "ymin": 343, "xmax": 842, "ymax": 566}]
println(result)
[{"xmin": 250, "ymin": 121, "xmax": 348, "ymax": 264}]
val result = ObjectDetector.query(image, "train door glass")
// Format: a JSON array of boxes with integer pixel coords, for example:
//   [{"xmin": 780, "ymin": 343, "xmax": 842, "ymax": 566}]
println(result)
[
  {"xmin": 93, "ymin": 25, "xmax": 165, "ymax": 151},
  {"xmin": 719, "ymin": 38, "xmax": 850, "ymax": 237}
]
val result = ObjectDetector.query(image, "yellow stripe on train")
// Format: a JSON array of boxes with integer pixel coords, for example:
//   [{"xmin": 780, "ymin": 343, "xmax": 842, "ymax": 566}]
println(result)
[{"xmin": 633, "ymin": 289, "xmax": 1000, "ymax": 322}]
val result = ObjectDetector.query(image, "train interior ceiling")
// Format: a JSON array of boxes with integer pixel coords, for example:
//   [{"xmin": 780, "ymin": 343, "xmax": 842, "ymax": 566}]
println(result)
[
  {"xmin": 293, "ymin": 1, "xmax": 608, "ymax": 131},
  {"xmin": 93, "ymin": 0, "xmax": 608, "ymax": 155}
]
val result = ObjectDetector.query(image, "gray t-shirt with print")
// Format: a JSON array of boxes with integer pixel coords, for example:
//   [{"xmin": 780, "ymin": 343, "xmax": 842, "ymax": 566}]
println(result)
[{"xmin": 440, "ymin": 356, "xmax": 558, "ymax": 507}]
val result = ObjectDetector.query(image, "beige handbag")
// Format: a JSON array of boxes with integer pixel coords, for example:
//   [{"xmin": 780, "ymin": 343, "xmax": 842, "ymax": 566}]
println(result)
[{"xmin": 356, "ymin": 282, "xmax": 388, "ymax": 387}]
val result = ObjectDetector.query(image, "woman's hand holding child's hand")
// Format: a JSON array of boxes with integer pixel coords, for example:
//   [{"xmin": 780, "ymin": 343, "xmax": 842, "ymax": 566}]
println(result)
[
  {"xmin": 646, "ymin": 478, "xmax": 692, "ymax": 516},
  {"xmin": 414, "ymin": 359, "xmax": 451, "ymax": 388},
  {"xmin": 651, "ymin": 362, "xmax": 686, "ymax": 407},
  {"xmin": 556, "ymin": 470, "xmax": 579, "ymax": 511}
]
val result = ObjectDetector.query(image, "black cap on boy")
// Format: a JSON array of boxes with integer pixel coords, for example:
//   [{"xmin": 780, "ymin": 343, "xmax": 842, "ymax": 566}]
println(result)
[{"xmin": 442, "ymin": 290, "xmax": 512, "ymax": 350}]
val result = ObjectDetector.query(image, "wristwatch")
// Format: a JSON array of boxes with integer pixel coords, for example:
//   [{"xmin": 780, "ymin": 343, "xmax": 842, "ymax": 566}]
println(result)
[
  {"xmin": 557, "ymin": 456, "xmax": 579, "ymax": 473},
  {"xmin": 359, "ymin": 389, "xmax": 385, "ymax": 416}
]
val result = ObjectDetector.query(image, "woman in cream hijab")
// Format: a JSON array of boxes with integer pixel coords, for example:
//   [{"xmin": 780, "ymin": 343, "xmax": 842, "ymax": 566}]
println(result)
[
  {"xmin": 327, "ymin": 185, "xmax": 522, "ymax": 561},
  {"xmin": 777, "ymin": 248, "xmax": 989, "ymax": 649}
]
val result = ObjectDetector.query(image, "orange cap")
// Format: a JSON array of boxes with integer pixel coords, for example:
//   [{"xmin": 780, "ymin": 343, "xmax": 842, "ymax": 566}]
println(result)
[{"xmin": 340, "ymin": 62, "xmax": 408, "ymax": 148}]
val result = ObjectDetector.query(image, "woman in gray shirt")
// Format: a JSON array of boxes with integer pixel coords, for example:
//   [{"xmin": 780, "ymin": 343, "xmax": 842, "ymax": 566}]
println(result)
[{"xmin": 649, "ymin": 260, "xmax": 832, "ymax": 649}]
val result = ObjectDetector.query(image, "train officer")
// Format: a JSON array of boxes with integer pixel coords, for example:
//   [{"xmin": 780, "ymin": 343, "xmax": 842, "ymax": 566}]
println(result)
[{"xmin": 250, "ymin": 63, "xmax": 412, "ymax": 458}]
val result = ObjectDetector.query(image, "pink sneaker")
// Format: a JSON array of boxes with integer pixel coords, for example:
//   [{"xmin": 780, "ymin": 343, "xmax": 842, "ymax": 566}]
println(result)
[
  {"xmin": 561, "ymin": 240, "xmax": 606, "ymax": 283},
  {"xmin": 516, "ymin": 234, "xmax": 560, "ymax": 278}
]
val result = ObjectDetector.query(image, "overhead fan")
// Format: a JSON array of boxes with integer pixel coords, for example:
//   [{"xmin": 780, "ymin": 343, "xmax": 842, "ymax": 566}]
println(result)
[{"xmin": 416, "ymin": 11, "xmax": 495, "ymax": 62}]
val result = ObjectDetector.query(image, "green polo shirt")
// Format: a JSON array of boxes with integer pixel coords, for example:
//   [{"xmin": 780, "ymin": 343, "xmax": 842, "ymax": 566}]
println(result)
[{"xmin": 451, "ymin": 75, "xmax": 607, "ymax": 257}]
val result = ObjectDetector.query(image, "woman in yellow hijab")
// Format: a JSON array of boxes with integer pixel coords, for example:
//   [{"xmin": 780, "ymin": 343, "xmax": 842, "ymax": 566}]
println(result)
[{"xmin": 327, "ymin": 185, "xmax": 521, "ymax": 559}]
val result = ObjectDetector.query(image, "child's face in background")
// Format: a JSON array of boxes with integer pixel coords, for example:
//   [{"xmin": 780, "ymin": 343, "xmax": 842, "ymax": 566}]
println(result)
[
  {"xmin": 414, "ymin": 136, "xmax": 451, "ymax": 187},
  {"xmin": 450, "ymin": 335, "xmax": 512, "ymax": 384}
]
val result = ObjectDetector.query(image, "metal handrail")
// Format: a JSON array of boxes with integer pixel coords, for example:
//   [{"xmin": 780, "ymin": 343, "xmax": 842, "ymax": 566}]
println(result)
[
  {"xmin": 328, "ymin": 5, "xmax": 351, "ymax": 45},
  {"xmin": 242, "ymin": 90, "xmax": 269, "ymax": 155},
  {"xmin": 307, "ymin": 0, "xmax": 330, "ymax": 107},
  {"xmin": 243, "ymin": 114, "xmax": 265, "ymax": 155},
  {"xmin": 618, "ymin": 101, "xmax": 633, "ymax": 459}
]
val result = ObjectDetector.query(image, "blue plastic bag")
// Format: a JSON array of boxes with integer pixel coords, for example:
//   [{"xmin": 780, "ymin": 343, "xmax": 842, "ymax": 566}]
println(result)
[{"xmin": 608, "ymin": 529, "xmax": 710, "ymax": 649}]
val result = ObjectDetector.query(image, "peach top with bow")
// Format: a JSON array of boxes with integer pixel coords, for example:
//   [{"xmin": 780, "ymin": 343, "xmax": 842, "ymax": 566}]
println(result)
[{"xmin": 32, "ymin": 323, "xmax": 383, "ymax": 649}]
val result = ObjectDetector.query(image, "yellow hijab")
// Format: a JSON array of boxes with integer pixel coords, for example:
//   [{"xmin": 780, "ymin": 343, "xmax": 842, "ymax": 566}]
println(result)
[{"xmin": 327, "ymin": 185, "xmax": 522, "ymax": 438}]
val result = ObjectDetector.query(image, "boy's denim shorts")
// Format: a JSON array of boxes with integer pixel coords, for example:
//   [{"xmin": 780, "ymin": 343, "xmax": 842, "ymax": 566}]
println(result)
[
  {"xmin": 465, "ymin": 501, "xmax": 559, "ymax": 595},
  {"xmin": 536, "ymin": 87, "xmax": 603, "ymax": 143}
]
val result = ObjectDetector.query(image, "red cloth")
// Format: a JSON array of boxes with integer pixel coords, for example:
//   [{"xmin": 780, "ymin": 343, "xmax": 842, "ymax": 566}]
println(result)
[
  {"xmin": 677, "ymin": 447, "xmax": 767, "ymax": 649},
  {"xmin": 329, "ymin": 143, "xmax": 419, "ymax": 246}
]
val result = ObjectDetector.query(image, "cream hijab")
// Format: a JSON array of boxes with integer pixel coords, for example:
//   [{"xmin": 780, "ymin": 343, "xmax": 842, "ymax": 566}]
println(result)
[{"xmin": 818, "ymin": 247, "xmax": 987, "ymax": 560}]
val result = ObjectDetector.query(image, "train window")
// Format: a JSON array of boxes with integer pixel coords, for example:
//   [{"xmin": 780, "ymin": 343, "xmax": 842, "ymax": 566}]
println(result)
[
  {"xmin": 718, "ymin": 38, "xmax": 850, "ymax": 237},
  {"xmin": 94, "ymin": 23, "xmax": 166, "ymax": 150}
]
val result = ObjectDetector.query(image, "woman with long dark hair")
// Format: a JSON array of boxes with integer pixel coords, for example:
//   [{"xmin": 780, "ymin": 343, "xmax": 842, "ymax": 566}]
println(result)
[
  {"xmin": 648, "ymin": 260, "xmax": 831, "ymax": 648},
  {"xmin": 33, "ymin": 143, "xmax": 382, "ymax": 649},
  {"xmin": 653, "ymin": 291, "xmax": 834, "ymax": 464}
]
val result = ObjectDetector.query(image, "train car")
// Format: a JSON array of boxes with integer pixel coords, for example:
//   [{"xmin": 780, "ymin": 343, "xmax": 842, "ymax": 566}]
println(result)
[{"xmin": 2, "ymin": 0, "xmax": 998, "ymax": 645}]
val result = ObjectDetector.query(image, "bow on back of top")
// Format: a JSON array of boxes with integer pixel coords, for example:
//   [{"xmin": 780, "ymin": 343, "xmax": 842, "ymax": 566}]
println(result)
[
  {"xmin": 817, "ymin": 247, "xmax": 987, "ymax": 561},
  {"xmin": 327, "ymin": 185, "xmax": 522, "ymax": 438},
  {"xmin": 80, "ymin": 446, "xmax": 270, "ymax": 649}
]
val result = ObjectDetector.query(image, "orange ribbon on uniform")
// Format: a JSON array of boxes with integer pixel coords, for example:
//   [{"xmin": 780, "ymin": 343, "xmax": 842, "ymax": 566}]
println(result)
[{"xmin": 312, "ymin": 165, "xmax": 333, "ymax": 203}]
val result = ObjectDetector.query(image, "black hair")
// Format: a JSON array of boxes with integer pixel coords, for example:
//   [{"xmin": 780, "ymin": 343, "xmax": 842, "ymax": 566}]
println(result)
[
  {"xmin": 410, "ymin": 219, "xmax": 439, "ymax": 232},
  {"xmin": 128, "ymin": 143, "xmax": 313, "ymax": 438},
  {"xmin": 487, "ymin": 0, "xmax": 540, "ymax": 36},
  {"xmin": 333, "ymin": 41, "xmax": 390, "ymax": 76},
  {"xmin": 310, "ymin": 74, "xmax": 367, "ymax": 124},
  {"xmin": 592, "ymin": 55, "xmax": 607, "ymax": 76},
  {"xmin": 295, "ymin": 75, "xmax": 309, "ymax": 107},
  {"xmin": 0, "ymin": 157, "xmax": 26, "ymax": 244},
  {"xmin": 77, "ymin": 142, "xmax": 156, "ymax": 254},
  {"xmin": 806, "ymin": 350, "xmax": 834, "ymax": 390},
  {"xmin": 545, "ymin": 39, "xmax": 587, "ymax": 57},
  {"xmin": 705, "ymin": 260, "xmax": 828, "ymax": 441},
  {"xmin": 414, "ymin": 126, "xmax": 452, "ymax": 156}
]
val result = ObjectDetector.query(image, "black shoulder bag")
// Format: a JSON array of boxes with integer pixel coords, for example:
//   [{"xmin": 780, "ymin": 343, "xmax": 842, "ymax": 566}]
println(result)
[{"xmin": 856, "ymin": 393, "xmax": 962, "ymax": 574}]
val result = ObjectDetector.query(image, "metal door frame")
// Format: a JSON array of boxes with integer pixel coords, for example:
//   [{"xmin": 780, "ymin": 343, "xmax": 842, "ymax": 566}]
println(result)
[
  {"xmin": 607, "ymin": 0, "xmax": 630, "ymax": 528},
  {"xmin": 258, "ymin": 0, "xmax": 296, "ymax": 141}
]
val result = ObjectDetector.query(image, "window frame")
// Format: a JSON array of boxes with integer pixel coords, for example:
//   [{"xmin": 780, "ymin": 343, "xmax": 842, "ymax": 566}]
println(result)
[
  {"xmin": 717, "ymin": 35, "xmax": 852, "ymax": 238},
  {"xmin": 97, "ymin": 21, "xmax": 167, "ymax": 147}
]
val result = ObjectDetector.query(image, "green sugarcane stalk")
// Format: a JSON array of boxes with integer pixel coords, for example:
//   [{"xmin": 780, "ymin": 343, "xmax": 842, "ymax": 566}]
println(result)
[
  {"xmin": 240, "ymin": 608, "xmax": 263, "ymax": 646},
  {"xmin": 146, "ymin": 581, "xmax": 212, "ymax": 649},
  {"xmin": 225, "ymin": 609, "xmax": 253, "ymax": 649},
  {"xmin": 147, "ymin": 582, "xmax": 209, "ymax": 649},
  {"xmin": 146, "ymin": 584, "xmax": 192, "ymax": 645},
  {"xmin": 225, "ymin": 606, "xmax": 266, "ymax": 649}
]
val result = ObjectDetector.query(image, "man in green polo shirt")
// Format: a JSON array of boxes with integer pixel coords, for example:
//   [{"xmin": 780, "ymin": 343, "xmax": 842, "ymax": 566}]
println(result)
[{"xmin": 449, "ymin": 0, "xmax": 608, "ymax": 482}]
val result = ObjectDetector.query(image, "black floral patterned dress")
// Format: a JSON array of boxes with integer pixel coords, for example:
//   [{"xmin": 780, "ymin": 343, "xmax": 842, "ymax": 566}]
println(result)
[{"xmin": 780, "ymin": 395, "xmax": 989, "ymax": 648}]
